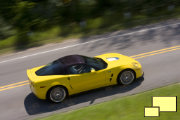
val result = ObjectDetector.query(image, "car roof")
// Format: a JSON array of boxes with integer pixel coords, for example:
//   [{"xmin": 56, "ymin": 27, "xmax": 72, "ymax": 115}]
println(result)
[{"xmin": 58, "ymin": 55, "xmax": 85, "ymax": 66}]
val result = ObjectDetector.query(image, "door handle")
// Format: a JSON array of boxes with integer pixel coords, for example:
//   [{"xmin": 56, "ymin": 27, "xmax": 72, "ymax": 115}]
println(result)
[{"xmin": 67, "ymin": 77, "xmax": 70, "ymax": 80}]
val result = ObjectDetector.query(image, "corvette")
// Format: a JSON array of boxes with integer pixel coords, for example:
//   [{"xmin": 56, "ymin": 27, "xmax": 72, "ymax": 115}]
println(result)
[{"xmin": 27, "ymin": 53, "xmax": 143, "ymax": 103}]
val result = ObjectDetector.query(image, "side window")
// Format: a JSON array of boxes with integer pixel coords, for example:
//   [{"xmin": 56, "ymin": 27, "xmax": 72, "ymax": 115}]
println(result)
[{"xmin": 68, "ymin": 64, "xmax": 92, "ymax": 74}]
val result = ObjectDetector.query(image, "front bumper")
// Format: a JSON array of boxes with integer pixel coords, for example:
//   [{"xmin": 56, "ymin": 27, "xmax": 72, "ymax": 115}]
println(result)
[{"xmin": 135, "ymin": 67, "xmax": 144, "ymax": 79}]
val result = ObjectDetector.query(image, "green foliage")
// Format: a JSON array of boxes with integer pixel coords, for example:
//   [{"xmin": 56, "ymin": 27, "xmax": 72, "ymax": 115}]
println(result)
[
  {"xmin": 0, "ymin": 0, "xmax": 180, "ymax": 50},
  {"xmin": 0, "ymin": 36, "xmax": 15, "ymax": 49},
  {"xmin": 30, "ymin": 27, "xmax": 61, "ymax": 41},
  {"xmin": 15, "ymin": 30, "xmax": 30, "ymax": 49},
  {"xmin": 87, "ymin": 17, "xmax": 103, "ymax": 29},
  {"xmin": 0, "ymin": 17, "xmax": 13, "ymax": 39}
]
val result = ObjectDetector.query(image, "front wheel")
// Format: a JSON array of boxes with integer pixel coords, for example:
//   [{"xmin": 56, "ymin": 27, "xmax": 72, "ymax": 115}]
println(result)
[
  {"xmin": 118, "ymin": 70, "xmax": 135, "ymax": 85},
  {"xmin": 48, "ymin": 86, "xmax": 67, "ymax": 103}
]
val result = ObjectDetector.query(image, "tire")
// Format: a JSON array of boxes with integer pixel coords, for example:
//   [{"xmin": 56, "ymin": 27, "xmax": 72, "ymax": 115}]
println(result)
[
  {"xmin": 118, "ymin": 70, "xmax": 135, "ymax": 85},
  {"xmin": 48, "ymin": 86, "xmax": 67, "ymax": 103}
]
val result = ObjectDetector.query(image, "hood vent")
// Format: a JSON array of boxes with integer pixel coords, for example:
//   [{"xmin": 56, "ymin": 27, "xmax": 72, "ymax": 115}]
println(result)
[{"xmin": 106, "ymin": 57, "xmax": 119, "ymax": 61}]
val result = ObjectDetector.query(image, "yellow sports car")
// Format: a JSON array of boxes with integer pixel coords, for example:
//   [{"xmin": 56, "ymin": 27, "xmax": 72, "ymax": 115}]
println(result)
[{"xmin": 27, "ymin": 53, "xmax": 143, "ymax": 103}]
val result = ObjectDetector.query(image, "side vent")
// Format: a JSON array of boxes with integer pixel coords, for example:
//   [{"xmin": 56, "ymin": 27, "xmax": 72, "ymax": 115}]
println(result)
[{"xmin": 109, "ymin": 74, "xmax": 113, "ymax": 82}]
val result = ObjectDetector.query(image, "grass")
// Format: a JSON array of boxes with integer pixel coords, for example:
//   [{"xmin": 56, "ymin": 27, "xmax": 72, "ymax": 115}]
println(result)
[{"xmin": 37, "ymin": 82, "xmax": 180, "ymax": 120}]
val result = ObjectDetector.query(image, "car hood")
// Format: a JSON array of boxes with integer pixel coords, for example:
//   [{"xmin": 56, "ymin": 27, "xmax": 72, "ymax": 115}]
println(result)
[{"xmin": 96, "ymin": 53, "xmax": 137, "ymax": 68}]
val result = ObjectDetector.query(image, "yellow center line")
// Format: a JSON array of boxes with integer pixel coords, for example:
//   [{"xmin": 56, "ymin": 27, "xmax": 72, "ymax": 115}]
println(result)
[
  {"xmin": 0, "ymin": 45, "xmax": 179, "ymax": 92},
  {"xmin": 130, "ymin": 45, "xmax": 180, "ymax": 58},
  {"xmin": 0, "ymin": 83, "xmax": 29, "ymax": 92},
  {"xmin": 133, "ymin": 47, "xmax": 180, "ymax": 59},
  {"xmin": 0, "ymin": 80, "xmax": 28, "ymax": 89}
]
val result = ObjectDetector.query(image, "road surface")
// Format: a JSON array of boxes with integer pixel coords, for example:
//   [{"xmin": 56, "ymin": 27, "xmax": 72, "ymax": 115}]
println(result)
[{"xmin": 0, "ymin": 19, "xmax": 180, "ymax": 120}]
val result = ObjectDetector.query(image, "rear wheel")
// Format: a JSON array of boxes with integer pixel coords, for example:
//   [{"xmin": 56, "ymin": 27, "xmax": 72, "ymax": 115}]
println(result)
[
  {"xmin": 118, "ymin": 70, "xmax": 135, "ymax": 85},
  {"xmin": 48, "ymin": 86, "xmax": 67, "ymax": 103}
]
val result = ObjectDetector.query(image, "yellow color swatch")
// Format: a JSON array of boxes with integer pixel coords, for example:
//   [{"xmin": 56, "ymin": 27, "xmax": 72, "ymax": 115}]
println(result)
[
  {"xmin": 153, "ymin": 96, "xmax": 177, "ymax": 112},
  {"xmin": 144, "ymin": 107, "xmax": 160, "ymax": 117}
]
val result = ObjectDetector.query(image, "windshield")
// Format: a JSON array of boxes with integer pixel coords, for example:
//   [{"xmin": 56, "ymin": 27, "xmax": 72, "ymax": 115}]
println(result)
[
  {"xmin": 83, "ymin": 56, "xmax": 107, "ymax": 70},
  {"xmin": 35, "ymin": 60, "xmax": 65, "ymax": 76}
]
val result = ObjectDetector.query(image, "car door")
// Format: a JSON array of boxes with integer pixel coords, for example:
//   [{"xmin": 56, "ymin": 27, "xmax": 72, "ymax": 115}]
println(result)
[{"xmin": 67, "ymin": 64, "xmax": 106, "ymax": 93}]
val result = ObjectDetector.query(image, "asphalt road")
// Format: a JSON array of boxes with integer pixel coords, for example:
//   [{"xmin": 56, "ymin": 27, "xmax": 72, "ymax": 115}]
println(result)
[{"xmin": 0, "ymin": 19, "xmax": 180, "ymax": 120}]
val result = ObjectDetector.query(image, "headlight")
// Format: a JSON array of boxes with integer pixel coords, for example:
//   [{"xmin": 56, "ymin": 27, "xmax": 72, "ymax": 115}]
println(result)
[{"xmin": 132, "ymin": 62, "xmax": 139, "ymax": 68}]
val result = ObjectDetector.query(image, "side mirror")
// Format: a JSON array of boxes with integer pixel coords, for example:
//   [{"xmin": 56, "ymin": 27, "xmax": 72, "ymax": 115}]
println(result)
[{"xmin": 91, "ymin": 69, "xmax": 95, "ymax": 72}]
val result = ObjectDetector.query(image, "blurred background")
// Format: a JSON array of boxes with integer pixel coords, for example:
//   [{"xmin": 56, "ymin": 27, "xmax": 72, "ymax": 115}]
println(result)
[{"xmin": 0, "ymin": 0, "xmax": 180, "ymax": 52}]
